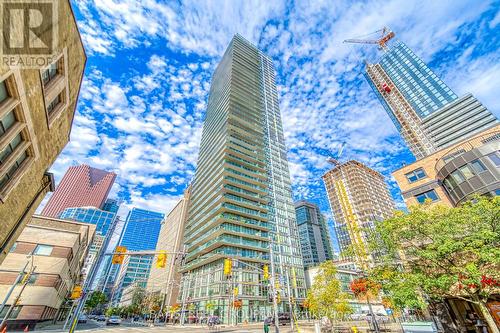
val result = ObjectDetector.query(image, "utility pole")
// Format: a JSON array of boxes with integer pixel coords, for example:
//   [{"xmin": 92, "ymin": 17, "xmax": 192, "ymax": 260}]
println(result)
[
  {"xmin": 0, "ymin": 261, "xmax": 29, "ymax": 315},
  {"xmin": 0, "ymin": 261, "xmax": 36, "ymax": 329}
]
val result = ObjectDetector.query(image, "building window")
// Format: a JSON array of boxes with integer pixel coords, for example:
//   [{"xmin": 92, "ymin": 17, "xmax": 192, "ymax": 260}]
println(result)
[
  {"xmin": 0, "ymin": 110, "xmax": 16, "ymax": 137},
  {"xmin": 0, "ymin": 305, "xmax": 21, "ymax": 319},
  {"xmin": 41, "ymin": 62, "xmax": 58, "ymax": 86},
  {"xmin": 470, "ymin": 160, "xmax": 487, "ymax": 174},
  {"xmin": 0, "ymin": 150, "xmax": 28, "ymax": 190},
  {"xmin": 9, "ymin": 242, "xmax": 17, "ymax": 253},
  {"xmin": 415, "ymin": 190, "xmax": 439, "ymax": 204},
  {"xmin": 0, "ymin": 81, "xmax": 8, "ymax": 104},
  {"xmin": 0, "ymin": 133, "xmax": 23, "ymax": 165},
  {"xmin": 405, "ymin": 168, "xmax": 427, "ymax": 183},
  {"xmin": 451, "ymin": 170, "xmax": 465, "ymax": 184},
  {"xmin": 458, "ymin": 165, "xmax": 474, "ymax": 180},
  {"xmin": 487, "ymin": 152, "xmax": 500, "ymax": 167},
  {"xmin": 34, "ymin": 244, "xmax": 53, "ymax": 256},
  {"xmin": 46, "ymin": 94, "xmax": 61, "ymax": 114}
]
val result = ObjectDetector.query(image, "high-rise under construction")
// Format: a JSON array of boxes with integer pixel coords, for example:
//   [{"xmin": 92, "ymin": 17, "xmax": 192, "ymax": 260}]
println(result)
[
  {"xmin": 322, "ymin": 160, "xmax": 395, "ymax": 268},
  {"xmin": 348, "ymin": 28, "xmax": 498, "ymax": 159},
  {"xmin": 180, "ymin": 34, "xmax": 305, "ymax": 323}
]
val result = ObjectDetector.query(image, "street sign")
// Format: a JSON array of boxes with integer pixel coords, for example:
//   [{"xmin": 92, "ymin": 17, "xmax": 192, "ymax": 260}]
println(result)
[{"xmin": 386, "ymin": 308, "xmax": 393, "ymax": 315}]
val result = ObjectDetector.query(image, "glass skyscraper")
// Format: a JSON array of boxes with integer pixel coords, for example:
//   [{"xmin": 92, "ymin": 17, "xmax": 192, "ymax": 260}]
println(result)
[
  {"xmin": 58, "ymin": 199, "xmax": 120, "ymax": 283},
  {"xmin": 110, "ymin": 207, "xmax": 164, "ymax": 304},
  {"xmin": 180, "ymin": 34, "xmax": 305, "ymax": 323},
  {"xmin": 295, "ymin": 201, "xmax": 334, "ymax": 267},
  {"xmin": 119, "ymin": 208, "xmax": 164, "ymax": 251}
]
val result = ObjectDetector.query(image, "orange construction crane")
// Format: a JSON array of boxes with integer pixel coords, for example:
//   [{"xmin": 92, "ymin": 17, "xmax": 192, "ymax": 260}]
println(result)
[{"xmin": 343, "ymin": 27, "xmax": 395, "ymax": 51}]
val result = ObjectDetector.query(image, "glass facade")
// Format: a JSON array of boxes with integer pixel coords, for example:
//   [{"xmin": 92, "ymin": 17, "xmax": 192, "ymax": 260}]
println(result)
[
  {"xmin": 379, "ymin": 41, "xmax": 457, "ymax": 118},
  {"xmin": 59, "ymin": 206, "xmax": 116, "ymax": 236},
  {"xmin": 111, "ymin": 255, "xmax": 153, "ymax": 304},
  {"xmin": 295, "ymin": 201, "xmax": 334, "ymax": 267},
  {"xmin": 119, "ymin": 208, "xmax": 164, "ymax": 251},
  {"xmin": 180, "ymin": 34, "xmax": 305, "ymax": 324}
]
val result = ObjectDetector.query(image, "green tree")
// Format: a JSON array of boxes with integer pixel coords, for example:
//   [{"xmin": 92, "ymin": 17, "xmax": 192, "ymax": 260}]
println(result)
[
  {"xmin": 368, "ymin": 196, "xmax": 500, "ymax": 332},
  {"xmin": 85, "ymin": 291, "xmax": 107, "ymax": 312},
  {"xmin": 306, "ymin": 260, "xmax": 353, "ymax": 325}
]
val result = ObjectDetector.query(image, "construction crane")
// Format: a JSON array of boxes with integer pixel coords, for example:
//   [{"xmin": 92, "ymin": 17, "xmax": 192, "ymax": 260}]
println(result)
[
  {"xmin": 343, "ymin": 26, "xmax": 395, "ymax": 51},
  {"xmin": 327, "ymin": 141, "xmax": 347, "ymax": 166}
]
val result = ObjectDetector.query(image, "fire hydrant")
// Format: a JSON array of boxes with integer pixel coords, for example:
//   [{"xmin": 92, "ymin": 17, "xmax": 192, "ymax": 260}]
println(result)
[{"xmin": 351, "ymin": 326, "xmax": 358, "ymax": 333}]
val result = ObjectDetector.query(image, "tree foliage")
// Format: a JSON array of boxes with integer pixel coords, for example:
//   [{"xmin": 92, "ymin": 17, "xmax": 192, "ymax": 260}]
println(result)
[
  {"xmin": 85, "ymin": 291, "xmax": 107, "ymax": 311},
  {"xmin": 306, "ymin": 260, "xmax": 353, "ymax": 322},
  {"xmin": 367, "ymin": 196, "xmax": 500, "ymax": 331}
]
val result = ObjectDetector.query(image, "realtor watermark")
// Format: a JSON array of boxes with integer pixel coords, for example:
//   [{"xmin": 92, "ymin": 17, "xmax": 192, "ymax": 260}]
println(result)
[{"xmin": 1, "ymin": 0, "xmax": 57, "ymax": 68}]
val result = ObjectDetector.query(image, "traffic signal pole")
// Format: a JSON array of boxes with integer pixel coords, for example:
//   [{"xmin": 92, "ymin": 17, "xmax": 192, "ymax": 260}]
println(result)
[
  {"xmin": 0, "ymin": 260, "xmax": 36, "ymax": 330},
  {"xmin": 0, "ymin": 260, "xmax": 29, "ymax": 315}
]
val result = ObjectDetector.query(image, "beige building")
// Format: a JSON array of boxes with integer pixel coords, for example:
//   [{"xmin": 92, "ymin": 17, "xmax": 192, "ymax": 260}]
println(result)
[
  {"xmin": 322, "ymin": 161, "xmax": 395, "ymax": 268},
  {"xmin": 0, "ymin": 0, "xmax": 86, "ymax": 263},
  {"xmin": 393, "ymin": 125, "xmax": 500, "ymax": 207},
  {"xmin": 146, "ymin": 186, "xmax": 191, "ymax": 308},
  {"xmin": 0, "ymin": 215, "xmax": 94, "ymax": 330}
]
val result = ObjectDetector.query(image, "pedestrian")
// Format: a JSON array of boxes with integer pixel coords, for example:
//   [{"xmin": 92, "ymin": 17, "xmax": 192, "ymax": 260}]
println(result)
[{"xmin": 264, "ymin": 316, "xmax": 272, "ymax": 333}]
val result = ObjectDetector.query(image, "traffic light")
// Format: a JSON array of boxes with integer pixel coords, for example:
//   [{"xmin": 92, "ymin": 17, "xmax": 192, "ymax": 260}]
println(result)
[
  {"xmin": 70, "ymin": 285, "xmax": 82, "ymax": 299},
  {"xmin": 263, "ymin": 264, "xmax": 269, "ymax": 280},
  {"xmin": 223, "ymin": 258, "xmax": 232, "ymax": 276},
  {"xmin": 112, "ymin": 246, "xmax": 126, "ymax": 264},
  {"xmin": 156, "ymin": 250, "xmax": 167, "ymax": 268},
  {"xmin": 233, "ymin": 287, "xmax": 238, "ymax": 296}
]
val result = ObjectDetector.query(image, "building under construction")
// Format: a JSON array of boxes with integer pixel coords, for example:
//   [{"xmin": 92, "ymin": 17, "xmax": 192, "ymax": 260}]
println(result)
[
  {"xmin": 322, "ymin": 160, "xmax": 395, "ymax": 268},
  {"xmin": 346, "ymin": 28, "xmax": 498, "ymax": 160}
]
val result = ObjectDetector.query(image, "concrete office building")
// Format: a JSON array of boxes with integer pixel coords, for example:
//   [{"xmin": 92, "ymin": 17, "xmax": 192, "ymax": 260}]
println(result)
[
  {"xmin": 365, "ymin": 40, "xmax": 498, "ymax": 159},
  {"xmin": 180, "ymin": 34, "xmax": 306, "ymax": 323},
  {"xmin": 41, "ymin": 165, "xmax": 116, "ymax": 218},
  {"xmin": 146, "ymin": 186, "xmax": 191, "ymax": 308},
  {"xmin": 0, "ymin": 215, "xmax": 94, "ymax": 330},
  {"xmin": 322, "ymin": 161, "xmax": 395, "ymax": 268},
  {"xmin": 0, "ymin": 0, "xmax": 86, "ymax": 263},
  {"xmin": 294, "ymin": 201, "xmax": 334, "ymax": 267},
  {"xmin": 393, "ymin": 125, "xmax": 500, "ymax": 207}
]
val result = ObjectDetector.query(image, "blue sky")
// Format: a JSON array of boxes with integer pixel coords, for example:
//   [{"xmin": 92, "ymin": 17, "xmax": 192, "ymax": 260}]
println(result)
[{"xmin": 40, "ymin": 0, "xmax": 500, "ymax": 246}]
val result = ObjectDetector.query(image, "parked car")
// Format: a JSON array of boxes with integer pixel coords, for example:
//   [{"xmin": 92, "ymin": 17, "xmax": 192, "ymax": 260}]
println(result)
[
  {"xmin": 272, "ymin": 313, "xmax": 290, "ymax": 325},
  {"xmin": 106, "ymin": 315, "xmax": 122, "ymax": 325},
  {"xmin": 96, "ymin": 315, "xmax": 107, "ymax": 321},
  {"xmin": 78, "ymin": 315, "xmax": 87, "ymax": 323}
]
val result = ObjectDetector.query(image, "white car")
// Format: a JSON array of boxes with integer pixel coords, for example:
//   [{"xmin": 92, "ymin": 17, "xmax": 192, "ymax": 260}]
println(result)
[{"xmin": 106, "ymin": 316, "xmax": 122, "ymax": 325}]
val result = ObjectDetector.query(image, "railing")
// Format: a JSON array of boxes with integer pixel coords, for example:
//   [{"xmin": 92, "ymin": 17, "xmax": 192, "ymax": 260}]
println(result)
[{"xmin": 435, "ymin": 130, "xmax": 499, "ymax": 172}]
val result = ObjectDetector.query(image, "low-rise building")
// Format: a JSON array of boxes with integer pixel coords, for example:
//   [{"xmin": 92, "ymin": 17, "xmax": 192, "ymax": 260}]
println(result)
[
  {"xmin": 393, "ymin": 125, "xmax": 500, "ymax": 207},
  {"xmin": 0, "ymin": 215, "xmax": 95, "ymax": 330}
]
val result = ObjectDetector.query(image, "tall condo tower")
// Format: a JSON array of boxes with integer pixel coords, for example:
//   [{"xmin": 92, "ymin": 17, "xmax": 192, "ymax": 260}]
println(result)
[
  {"xmin": 322, "ymin": 161, "xmax": 395, "ymax": 269},
  {"xmin": 181, "ymin": 34, "xmax": 305, "ymax": 323},
  {"xmin": 41, "ymin": 164, "xmax": 116, "ymax": 218},
  {"xmin": 361, "ymin": 34, "xmax": 498, "ymax": 159}
]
